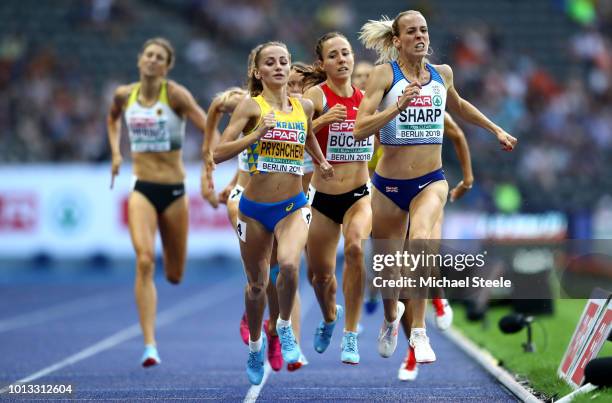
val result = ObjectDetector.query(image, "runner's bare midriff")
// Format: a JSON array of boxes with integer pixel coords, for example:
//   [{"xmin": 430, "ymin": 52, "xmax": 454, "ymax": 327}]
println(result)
[
  {"xmin": 236, "ymin": 170, "xmax": 251, "ymax": 187},
  {"xmin": 243, "ymin": 173, "xmax": 304, "ymax": 202},
  {"xmin": 132, "ymin": 150, "xmax": 185, "ymax": 183},
  {"xmin": 312, "ymin": 161, "xmax": 369, "ymax": 194},
  {"xmin": 377, "ymin": 144, "xmax": 442, "ymax": 179}
]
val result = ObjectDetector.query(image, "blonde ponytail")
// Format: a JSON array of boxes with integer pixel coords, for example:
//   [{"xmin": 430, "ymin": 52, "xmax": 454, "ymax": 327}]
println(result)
[
  {"xmin": 359, "ymin": 11, "xmax": 425, "ymax": 65},
  {"xmin": 359, "ymin": 17, "xmax": 397, "ymax": 64},
  {"xmin": 214, "ymin": 87, "xmax": 247, "ymax": 107}
]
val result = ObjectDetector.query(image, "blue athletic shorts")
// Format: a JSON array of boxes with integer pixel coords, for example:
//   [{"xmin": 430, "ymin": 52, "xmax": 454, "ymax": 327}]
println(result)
[
  {"xmin": 371, "ymin": 169, "xmax": 445, "ymax": 211},
  {"xmin": 239, "ymin": 192, "xmax": 308, "ymax": 232},
  {"xmin": 269, "ymin": 264, "xmax": 280, "ymax": 284}
]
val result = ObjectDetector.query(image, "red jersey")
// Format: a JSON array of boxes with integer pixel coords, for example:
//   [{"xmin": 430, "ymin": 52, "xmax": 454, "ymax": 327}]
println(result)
[{"xmin": 315, "ymin": 83, "xmax": 374, "ymax": 164}]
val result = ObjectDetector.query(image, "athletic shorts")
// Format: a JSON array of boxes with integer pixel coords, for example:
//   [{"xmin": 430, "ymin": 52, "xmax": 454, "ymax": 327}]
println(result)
[
  {"xmin": 311, "ymin": 183, "xmax": 370, "ymax": 224},
  {"xmin": 238, "ymin": 192, "xmax": 310, "ymax": 233},
  {"xmin": 269, "ymin": 264, "xmax": 280, "ymax": 284},
  {"xmin": 371, "ymin": 169, "xmax": 445, "ymax": 211},
  {"xmin": 133, "ymin": 179, "xmax": 185, "ymax": 214}
]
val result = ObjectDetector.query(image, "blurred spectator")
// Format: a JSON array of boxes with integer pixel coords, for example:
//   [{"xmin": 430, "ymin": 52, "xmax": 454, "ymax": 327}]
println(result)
[{"xmin": 315, "ymin": 0, "xmax": 355, "ymax": 31}]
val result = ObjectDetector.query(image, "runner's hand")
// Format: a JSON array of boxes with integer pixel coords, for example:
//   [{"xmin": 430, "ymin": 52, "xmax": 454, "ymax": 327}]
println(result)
[
  {"xmin": 218, "ymin": 183, "xmax": 233, "ymax": 205},
  {"xmin": 319, "ymin": 160, "xmax": 334, "ymax": 180},
  {"xmin": 397, "ymin": 82, "xmax": 422, "ymax": 110},
  {"xmin": 496, "ymin": 129, "xmax": 517, "ymax": 151},
  {"xmin": 201, "ymin": 167, "xmax": 219, "ymax": 208},
  {"xmin": 256, "ymin": 112, "xmax": 276, "ymax": 138},
  {"xmin": 323, "ymin": 104, "xmax": 347, "ymax": 124},
  {"xmin": 449, "ymin": 179, "xmax": 473, "ymax": 202},
  {"xmin": 110, "ymin": 154, "xmax": 122, "ymax": 189}
]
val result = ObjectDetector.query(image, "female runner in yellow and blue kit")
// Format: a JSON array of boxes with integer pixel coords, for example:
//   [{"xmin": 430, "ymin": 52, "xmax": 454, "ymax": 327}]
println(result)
[
  {"xmin": 210, "ymin": 84, "xmax": 309, "ymax": 373},
  {"xmin": 213, "ymin": 41, "xmax": 333, "ymax": 385}
]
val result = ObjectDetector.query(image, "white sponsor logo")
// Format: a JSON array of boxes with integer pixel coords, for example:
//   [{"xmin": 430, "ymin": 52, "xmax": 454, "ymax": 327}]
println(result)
[{"xmin": 418, "ymin": 181, "xmax": 432, "ymax": 190}]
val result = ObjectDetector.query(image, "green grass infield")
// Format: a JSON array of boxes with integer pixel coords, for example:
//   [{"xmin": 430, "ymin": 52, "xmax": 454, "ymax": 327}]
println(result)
[{"xmin": 452, "ymin": 299, "xmax": 612, "ymax": 402}]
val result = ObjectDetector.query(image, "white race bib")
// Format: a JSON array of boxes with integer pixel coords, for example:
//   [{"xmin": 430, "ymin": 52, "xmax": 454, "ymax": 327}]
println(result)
[
  {"xmin": 256, "ymin": 126, "xmax": 305, "ymax": 175},
  {"xmin": 128, "ymin": 116, "xmax": 171, "ymax": 152},
  {"xmin": 395, "ymin": 96, "xmax": 444, "ymax": 142},
  {"xmin": 326, "ymin": 120, "xmax": 373, "ymax": 162}
]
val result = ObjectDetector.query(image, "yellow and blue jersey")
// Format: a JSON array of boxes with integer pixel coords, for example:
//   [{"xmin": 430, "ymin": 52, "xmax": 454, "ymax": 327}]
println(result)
[{"xmin": 244, "ymin": 95, "xmax": 308, "ymax": 176}]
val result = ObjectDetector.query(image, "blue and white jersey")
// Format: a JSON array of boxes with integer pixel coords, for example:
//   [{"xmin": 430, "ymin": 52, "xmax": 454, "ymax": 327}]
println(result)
[{"xmin": 380, "ymin": 62, "xmax": 446, "ymax": 146}]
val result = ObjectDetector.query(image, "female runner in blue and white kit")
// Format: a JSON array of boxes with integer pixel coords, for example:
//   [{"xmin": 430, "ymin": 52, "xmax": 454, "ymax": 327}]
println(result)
[
  {"xmin": 107, "ymin": 38, "xmax": 212, "ymax": 367},
  {"xmin": 354, "ymin": 10, "xmax": 516, "ymax": 362},
  {"xmin": 397, "ymin": 111, "xmax": 473, "ymax": 381},
  {"xmin": 302, "ymin": 32, "xmax": 373, "ymax": 365},
  {"xmin": 213, "ymin": 42, "xmax": 333, "ymax": 385}
]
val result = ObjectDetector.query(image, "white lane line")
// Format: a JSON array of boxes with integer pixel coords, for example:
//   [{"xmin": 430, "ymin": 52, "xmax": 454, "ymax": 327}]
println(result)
[
  {"xmin": 0, "ymin": 277, "xmax": 241, "ymax": 394},
  {"xmin": 0, "ymin": 291, "xmax": 124, "ymax": 333},
  {"xmin": 443, "ymin": 326, "xmax": 542, "ymax": 403},
  {"xmin": 243, "ymin": 362, "xmax": 272, "ymax": 403},
  {"xmin": 242, "ymin": 282, "xmax": 318, "ymax": 403}
]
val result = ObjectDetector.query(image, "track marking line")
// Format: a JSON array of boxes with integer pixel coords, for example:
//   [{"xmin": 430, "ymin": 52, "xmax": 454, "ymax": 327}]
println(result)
[
  {"xmin": 443, "ymin": 326, "xmax": 542, "ymax": 403},
  {"xmin": 243, "ymin": 362, "xmax": 272, "ymax": 403},
  {"xmin": 0, "ymin": 276, "xmax": 241, "ymax": 394},
  {"xmin": 242, "ymin": 281, "xmax": 317, "ymax": 403}
]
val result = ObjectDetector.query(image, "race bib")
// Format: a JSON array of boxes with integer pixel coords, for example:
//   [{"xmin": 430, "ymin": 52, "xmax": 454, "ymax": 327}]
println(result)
[
  {"xmin": 395, "ymin": 95, "xmax": 444, "ymax": 143},
  {"xmin": 306, "ymin": 184, "xmax": 316, "ymax": 205},
  {"xmin": 301, "ymin": 207, "xmax": 312, "ymax": 226},
  {"xmin": 326, "ymin": 120, "xmax": 373, "ymax": 162},
  {"xmin": 257, "ymin": 123, "xmax": 305, "ymax": 175},
  {"xmin": 236, "ymin": 218, "xmax": 247, "ymax": 242},
  {"xmin": 228, "ymin": 184, "xmax": 244, "ymax": 203},
  {"xmin": 129, "ymin": 116, "xmax": 171, "ymax": 152}
]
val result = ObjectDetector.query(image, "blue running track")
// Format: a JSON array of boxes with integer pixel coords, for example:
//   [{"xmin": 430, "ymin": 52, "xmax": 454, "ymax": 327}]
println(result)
[{"xmin": 0, "ymin": 261, "xmax": 517, "ymax": 402}]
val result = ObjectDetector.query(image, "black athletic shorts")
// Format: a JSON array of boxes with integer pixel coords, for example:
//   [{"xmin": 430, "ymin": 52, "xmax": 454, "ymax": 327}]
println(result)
[
  {"xmin": 311, "ymin": 183, "xmax": 369, "ymax": 224},
  {"xmin": 133, "ymin": 180, "xmax": 185, "ymax": 214}
]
